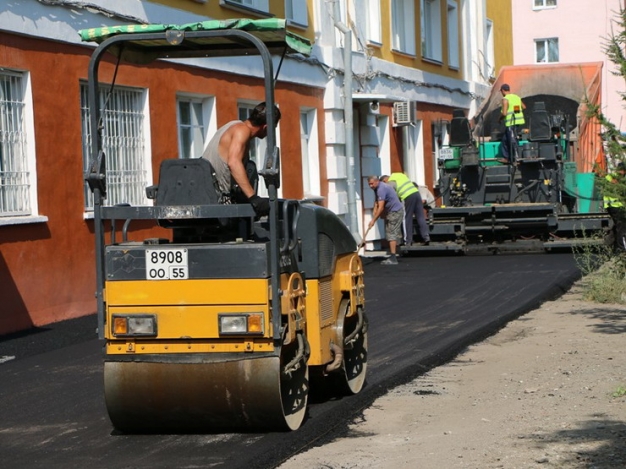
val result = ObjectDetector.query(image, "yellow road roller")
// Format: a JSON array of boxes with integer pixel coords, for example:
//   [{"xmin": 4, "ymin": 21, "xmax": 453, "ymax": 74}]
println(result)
[{"xmin": 81, "ymin": 19, "xmax": 368, "ymax": 432}]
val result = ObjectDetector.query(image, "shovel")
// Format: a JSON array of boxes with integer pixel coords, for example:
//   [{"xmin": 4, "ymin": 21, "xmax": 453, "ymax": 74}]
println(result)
[{"xmin": 358, "ymin": 225, "xmax": 373, "ymax": 250}]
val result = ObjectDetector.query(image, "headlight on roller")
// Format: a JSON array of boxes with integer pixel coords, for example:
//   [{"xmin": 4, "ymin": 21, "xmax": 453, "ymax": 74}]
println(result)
[
  {"xmin": 219, "ymin": 313, "xmax": 264, "ymax": 335},
  {"xmin": 111, "ymin": 314, "xmax": 157, "ymax": 337}
]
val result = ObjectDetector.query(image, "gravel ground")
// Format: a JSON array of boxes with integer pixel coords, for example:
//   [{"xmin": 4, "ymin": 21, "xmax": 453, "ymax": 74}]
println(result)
[{"xmin": 278, "ymin": 278, "xmax": 626, "ymax": 469}]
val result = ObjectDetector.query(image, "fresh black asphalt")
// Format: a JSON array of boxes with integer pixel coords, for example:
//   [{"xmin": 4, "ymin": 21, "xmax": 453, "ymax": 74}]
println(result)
[{"xmin": 0, "ymin": 252, "xmax": 580, "ymax": 468}]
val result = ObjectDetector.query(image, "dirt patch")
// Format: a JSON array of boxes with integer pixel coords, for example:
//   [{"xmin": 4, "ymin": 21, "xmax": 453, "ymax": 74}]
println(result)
[{"xmin": 278, "ymin": 281, "xmax": 626, "ymax": 469}]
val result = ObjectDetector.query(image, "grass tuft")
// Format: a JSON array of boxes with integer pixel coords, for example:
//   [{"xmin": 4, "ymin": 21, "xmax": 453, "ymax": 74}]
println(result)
[
  {"xmin": 612, "ymin": 386, "xmax": 626, "ymax": 398},
  {"xmin": 573, "ymin": 230, "xmax": 626, "ymax": 304}
]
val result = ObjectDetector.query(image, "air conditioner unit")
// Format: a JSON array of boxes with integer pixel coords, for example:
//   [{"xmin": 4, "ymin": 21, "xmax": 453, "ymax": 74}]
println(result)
[{"xmin": 393, "ymin": 101, "xmax": 416, "ymax": 126}]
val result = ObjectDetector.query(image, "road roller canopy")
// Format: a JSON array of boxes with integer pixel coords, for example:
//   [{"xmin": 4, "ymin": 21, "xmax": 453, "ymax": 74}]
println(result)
[
  {"xmin": 78, "ymin": 18, "xmax": 312, "ymax": 61},
  {"xmin": 81, "ymin": 17, "xmax": 310, "ymax": 201}
]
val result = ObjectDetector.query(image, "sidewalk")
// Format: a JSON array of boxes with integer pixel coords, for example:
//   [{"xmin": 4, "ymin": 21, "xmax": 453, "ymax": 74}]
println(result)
[{"xmin": 279, "ymin": 277, "xmax": 626, "ymax": 468}]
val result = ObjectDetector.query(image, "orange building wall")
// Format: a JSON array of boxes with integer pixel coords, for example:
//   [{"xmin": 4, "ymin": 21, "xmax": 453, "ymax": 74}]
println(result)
[
  {"xmin": 385, "ymin": 103, "xmax": 461, "ymax": 190},
  {"xmin": 0, "ymin": 33, "xmax": 324, "ymax": 335}
]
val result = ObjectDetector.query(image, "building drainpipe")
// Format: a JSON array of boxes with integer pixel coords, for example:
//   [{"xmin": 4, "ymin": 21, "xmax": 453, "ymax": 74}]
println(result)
[{"xmin": 333, "ymin": 1, "xmax": 359, "ymax": 239}]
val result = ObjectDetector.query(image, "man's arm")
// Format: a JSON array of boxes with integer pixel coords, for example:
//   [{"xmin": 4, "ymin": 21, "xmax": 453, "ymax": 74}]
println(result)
[
  {"xmin": 369, "ymin": 200, "xmax": 385, "ymax": 228},
  {"xmin": 226, "ymin": 126, "xmax": 256, "ymax": 199},
  {"xmin": 500, "ymin": 98, "xmax": 508, "ymax": 121}
]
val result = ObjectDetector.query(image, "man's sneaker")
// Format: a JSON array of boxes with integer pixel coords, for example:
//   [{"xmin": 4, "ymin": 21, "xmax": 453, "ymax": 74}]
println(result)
[{"xmin": 381, "ymin": 255, "xmax": 398, "ymax": 265}]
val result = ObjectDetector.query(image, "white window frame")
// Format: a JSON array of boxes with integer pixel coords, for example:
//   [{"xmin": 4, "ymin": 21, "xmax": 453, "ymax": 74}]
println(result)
[
  {"xmin": 447, "ymin": 0, "xmax": 459, "ymax": 68},
  {"xmin": 535, "ymin": 37, "xmax": 559, "ymax": 63},
  {"xmin": 220, "ymin": 0, "xmax": 269, "ymax": 15},
  {"xmin": 533, "ymin": 0, "xmax": 557, "ymax": 10},
  {"xmin": 421, "ymin": 0, "xmax": 442, "ymax": 62},
  {"xmin": 0, "ymin": 69, "xmax": 42, "ymax": 224},
  {"xmin": 286, "ymin": 0, "xmax": 308, "ymax": 27},
  {"xmin": 237, "ymin": 102, "xmax": 282, "ymax": 198},
  {"xmin": 176, "ymin": 95, "xmax": 216, "ymax": 159},
  {"xmin": 299, "ymin": 108, "xmax": 320, "ymax": 199},
  {"xmin": 81, "ymin": 83, "xmax": 152, "ymax": 211},
  {"xmin": 392, "ymin": 0, "xmax": 416, "ymax": 55},
  {"xmin": 366, "ymin": 0, "xmax": 382, "ymax": 45}
]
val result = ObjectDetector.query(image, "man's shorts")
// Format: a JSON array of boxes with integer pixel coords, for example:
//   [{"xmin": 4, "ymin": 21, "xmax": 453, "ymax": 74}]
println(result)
[{"xmin": 385, "ymin": 210, "xmax": 403, "ymax": 242}]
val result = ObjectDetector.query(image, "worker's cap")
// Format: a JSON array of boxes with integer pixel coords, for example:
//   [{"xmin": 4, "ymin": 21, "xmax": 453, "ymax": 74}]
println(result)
[
  {"xmin": 500, "ymin": 83, "xmax": 510, "ymax": 91},
  {"xmin": 617, "ymin": 162, "xmax": 626, "ymax": 171}
]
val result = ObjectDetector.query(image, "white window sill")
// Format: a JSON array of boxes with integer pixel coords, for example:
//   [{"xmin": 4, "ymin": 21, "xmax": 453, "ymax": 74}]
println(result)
[
  {"xmin": 286, "ymin": 19, "xmax": 308, "ymax": 30},
  {"xmin": 391, "ymin": 48, "xmax": 417, "ymax": 59},
  {"xmin": 0, "ymin": 215, "xmax": 49, "ymax": 226}
]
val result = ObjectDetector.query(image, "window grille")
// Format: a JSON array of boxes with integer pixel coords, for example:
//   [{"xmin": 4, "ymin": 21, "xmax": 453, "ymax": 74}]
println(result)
[
  {"xmin": 81, "ymin": 84, "xmax": 148, "ymax": 209},
  {"xmin": 0, "ymin": 71, "xmax": 30, "ymax": 216}
]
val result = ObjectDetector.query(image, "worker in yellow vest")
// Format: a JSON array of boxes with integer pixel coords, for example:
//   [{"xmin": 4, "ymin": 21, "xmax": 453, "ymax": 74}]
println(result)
[
  {"xmin": 381, "ymin": 173, "xmax": 430, "ymax": 246},
  {"xmin": 604, "ymin": 162, "xmax": 626, "ymax": 251},
  {"xmin": 498, "ymin": 83, "xmax": 526, "ymax": 164}
]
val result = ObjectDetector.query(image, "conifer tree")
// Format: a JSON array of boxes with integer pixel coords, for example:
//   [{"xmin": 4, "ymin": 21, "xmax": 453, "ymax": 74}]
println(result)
[{"xmin": 587, "ymin": 4, "xmax": 626, "ymax": 250}]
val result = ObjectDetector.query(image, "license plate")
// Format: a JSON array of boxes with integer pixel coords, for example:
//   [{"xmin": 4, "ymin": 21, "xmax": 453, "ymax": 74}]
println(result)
[
  {"xmin": 439, "ymin": 147, "xmax": 455, "ymax": 160},
  {"xmin": 145, "ymin": 248, "xmax": 188, "ymax": 280}
]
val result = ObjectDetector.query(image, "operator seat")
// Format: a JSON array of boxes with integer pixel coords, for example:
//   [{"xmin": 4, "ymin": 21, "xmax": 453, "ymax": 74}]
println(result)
[
  {"xmin": 449, "ymin": 109, "xmax": 473, "ymax": 147},
  {"xmin": 526, "ymin": 102, "xmax": 559, "ymax": 161},
  {"xmin": 449, "ymin": 109, "xmax": 478, "ymax": 167},
  {"xmin": 146, "ymin": 158, "xmax": 254, "ymax": 242},
  {"xmin": 147, "ymin": 158, "xmax": 219, "ymax": 206},
  {"xmin": 529, "ymin": 102, "xmax": 551, "ymax": 142}
]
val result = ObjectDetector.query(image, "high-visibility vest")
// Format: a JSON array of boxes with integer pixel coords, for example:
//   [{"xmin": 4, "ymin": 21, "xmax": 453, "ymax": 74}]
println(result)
[
  {"xmin": 503, "ymin": 94, "xmax": 525, "ymax": 127},
  {"xmin": 604, "ymin": 174, "xmax": 624, "ymax": 208},
  {"xmin": 388, "ymin": 173, "xmax": 419, "ymax": 201}
]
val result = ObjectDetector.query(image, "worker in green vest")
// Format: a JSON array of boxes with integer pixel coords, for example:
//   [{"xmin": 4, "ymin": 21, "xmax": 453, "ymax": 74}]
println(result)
[
  {"xmin": 498, "ymin": 83, "xmax": 526, "ymax": 164},
  {"xmin": 604, "ymin": 162, "xmax": 626, "ymax": 251},
  {"xmin": 381, "ymin": 173, "xmax": 430, "ymax": 246}
]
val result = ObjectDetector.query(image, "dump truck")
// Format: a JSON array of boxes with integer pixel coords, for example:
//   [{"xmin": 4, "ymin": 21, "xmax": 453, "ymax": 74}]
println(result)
[
  {"xmin": 404, "ymin": 63, "xmax": 612, "ymax": 254},
  {"xmin": 80, "ymin": 19, "xmax": 367, "ymax": 432}
]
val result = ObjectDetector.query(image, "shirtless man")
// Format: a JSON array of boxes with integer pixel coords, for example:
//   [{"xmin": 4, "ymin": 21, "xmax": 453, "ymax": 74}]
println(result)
[{"xmin": 202, "ymin": 102, "xmax": 280, "ymax": 216}]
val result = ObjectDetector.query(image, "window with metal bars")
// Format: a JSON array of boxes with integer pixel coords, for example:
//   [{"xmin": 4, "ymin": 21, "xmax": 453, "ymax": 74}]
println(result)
[
  {"xmin": 80, "ymin": 83, "xmax": 150, "ymax": 209},
  {"xmin": 0, "ymin": 71, "xmax": 31, "ymax": 217}
]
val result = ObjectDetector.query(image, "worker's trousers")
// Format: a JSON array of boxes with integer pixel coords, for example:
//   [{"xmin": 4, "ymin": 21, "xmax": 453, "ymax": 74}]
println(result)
[
  {"xmin": 403, "ymin": 192, "xmax": 430, "ymax": 245},
  {"xmin": 501, "ymin": 125, "xmax": 520, "ymax": 163}
]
